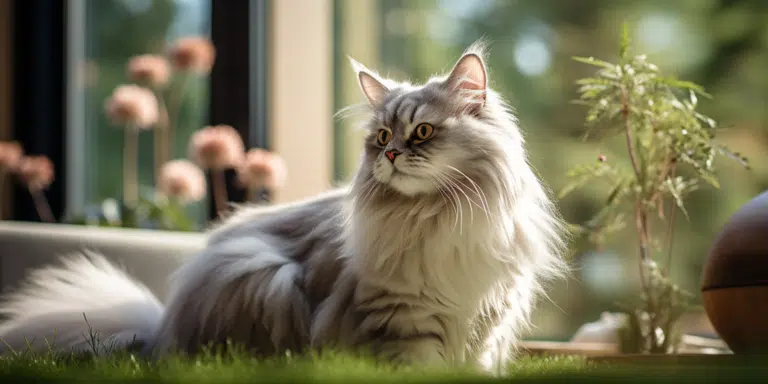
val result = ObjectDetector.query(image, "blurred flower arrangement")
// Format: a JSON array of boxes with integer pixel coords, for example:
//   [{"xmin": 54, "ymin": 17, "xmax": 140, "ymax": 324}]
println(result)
[
  {"xmin": 0, "ymin": 141, "xmax": 55, "ymax": 223},
  {"xmin": 561, "ymin": 25, "xmax": 749, "ymax": 354},
  {"xmin": 0, "ymin": 35, "xmax": 287, "ymax": 230}
]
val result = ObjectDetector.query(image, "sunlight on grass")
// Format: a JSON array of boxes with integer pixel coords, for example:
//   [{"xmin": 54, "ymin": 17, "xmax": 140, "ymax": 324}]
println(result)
[
  {"xmin": 0, "ymin": 341, "xmax": 766, "ymax": 383},
  {"xmin": 0, "ymin": 344, "xmax": 593, "ymax": 383}
]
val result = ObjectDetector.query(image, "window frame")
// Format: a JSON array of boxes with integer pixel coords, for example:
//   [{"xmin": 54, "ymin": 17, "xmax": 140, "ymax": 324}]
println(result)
[
  {"xmin": 0, "ymin": 0, "xmax": 13, "ymax": 219},
  {"xmin": 11, "ymin": 0, "xmax": 67, "ymax": 222},
  {"xmin": 207, "ymin": 0, "xmax": 271, "ymax": 220}
]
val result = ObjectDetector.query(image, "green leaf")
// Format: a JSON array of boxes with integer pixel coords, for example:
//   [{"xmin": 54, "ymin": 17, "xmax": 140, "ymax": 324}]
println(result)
[
  {"xmin": 715, "ymin": 144, "xmax": 751, "ymax": 169},
  {"xmin": 572, "ymin": 56, "xmax": 617, "ymax": 70},
  {"xmin": 559, "ymin": 163, "xmax": 619, "ymax": 199},
  {"xmin": 576, "ymin": 78, "xmax": 618, "ymax": 87},
  {"xmin": 698, "ymin": 171, "xmax": 721, "ymax": 189},
  {"xmin": 664, "ymin": 178, "xmax": 690, "ymax": 221},
  {"xmin": 605, "ymin": 180, "xmax": 626, "ymax": 206},
  {"xmin": 619, "ymin": 22, "xmax": 631, "ymax": 59},
  {"xmin": 565, "ymin": 223, "xmax": 590, "ymax": 236},
  {"xmin": 660, "ymin": 77, "xmax": 712, "ymax": 98},
  {"xmin": 558, "ymin": 179, "xmax": 587, "ymax": 199},
  {"xmin": 688, "ymin": 89, "xmax": 698, "ymax": 108}
]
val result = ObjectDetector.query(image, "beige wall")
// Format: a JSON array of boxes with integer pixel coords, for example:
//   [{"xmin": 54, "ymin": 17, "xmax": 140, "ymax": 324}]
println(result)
[
  {"xmin": 0, "ymin": 1, "xmax": 12, "ymax": 219},
  {"xmin": 268, "ymin": 0, "xmax": 333, "ymax": 203}
]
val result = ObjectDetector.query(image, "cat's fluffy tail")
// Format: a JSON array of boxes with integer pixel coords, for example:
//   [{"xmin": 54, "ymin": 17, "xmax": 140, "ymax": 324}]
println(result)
[{"xmin": 0, "ymin": 251, "xmax": 164, "ymax": 355}]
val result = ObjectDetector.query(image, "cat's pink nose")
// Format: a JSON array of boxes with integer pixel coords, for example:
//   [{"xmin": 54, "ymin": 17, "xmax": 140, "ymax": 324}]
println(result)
[{"xmin": 385, "ymin": 150, "xmax": 401, "ymax": 163}]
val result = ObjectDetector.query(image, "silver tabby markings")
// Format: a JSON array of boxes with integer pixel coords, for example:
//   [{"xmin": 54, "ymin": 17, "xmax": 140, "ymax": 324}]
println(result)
[{"xmin": 0, "ymin": 41, "xmax": 568, "ymax": 373}]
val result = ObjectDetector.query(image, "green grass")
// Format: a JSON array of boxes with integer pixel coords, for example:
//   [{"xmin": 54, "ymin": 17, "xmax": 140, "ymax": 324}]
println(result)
[
  {"xmin": 2, "ymin": 348, "xmax": 768, "ymax": 383},
  {"xmin": 0, "ymin": 348, "xmax": 583, "ymax": 383}
]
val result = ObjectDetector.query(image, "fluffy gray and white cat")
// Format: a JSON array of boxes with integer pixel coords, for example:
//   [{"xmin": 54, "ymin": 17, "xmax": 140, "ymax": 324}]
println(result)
[{"xmin": 0, "ymin": 42, "xmax": 567, "ymax": 372}]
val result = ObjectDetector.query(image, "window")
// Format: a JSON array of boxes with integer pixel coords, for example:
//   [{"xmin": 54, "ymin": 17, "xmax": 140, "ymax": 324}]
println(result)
[{"xmin": 68, "ymin": 0, "xmax": 212, "ymax": 227}]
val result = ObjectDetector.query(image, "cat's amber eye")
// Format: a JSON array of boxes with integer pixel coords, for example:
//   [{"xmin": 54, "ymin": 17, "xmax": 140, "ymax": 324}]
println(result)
[
  {"xmin": 377, "ymin": 129, "xmax": 392, "ymax": 146},
  {"xmin": 412, "ymin": 123, "xmax": 434, "ymax": 144}
]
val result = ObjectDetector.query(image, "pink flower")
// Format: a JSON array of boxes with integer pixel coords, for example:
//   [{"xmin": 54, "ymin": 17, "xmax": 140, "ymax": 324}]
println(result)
[
  {"xmin": 104, "ymin": 85, "xmax": 159, "ymax": 128},
  {"xmin": 237, "ymin": 148, "xmax": 287, "ymax": 190},
  {"xmin": 127, "ymin": 54, "xmax": 171, "ymax": 87},
  {"xmin": 0, "ymin": 141, "xmax": 23, "ymax": 172},
  {"xmin": 169, "ymin": 36, "xmax": 216, "ymax": 74},
  {"xmin": 16, "ymin": 156, "xmax": 54, "ymax": 191},
  {"xmin": 157, "ymin": 160, "xmax": 207, "ymax": 203},
  {"xmin": 188, "ymin": 125, "xmax": 244, "ymax": 170}
]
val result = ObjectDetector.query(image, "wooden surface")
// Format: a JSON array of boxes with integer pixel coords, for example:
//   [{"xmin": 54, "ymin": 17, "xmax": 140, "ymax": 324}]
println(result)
[
  {"xmin": 587, "ymin": 353, "xmax": 747, "ymax": 366},
  {"xmin": 520, "ymin": 335, "xmax": 729, "ymax": 358},
  {"xmin": 519, "ymin": 341, "xmax": 618, "ymax": 356}
]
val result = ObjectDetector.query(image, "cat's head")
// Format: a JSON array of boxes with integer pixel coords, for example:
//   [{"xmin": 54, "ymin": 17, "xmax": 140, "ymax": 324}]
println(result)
[{"xmin": 349, "ymin": 42, "xmax": 525, "ymax": 199}]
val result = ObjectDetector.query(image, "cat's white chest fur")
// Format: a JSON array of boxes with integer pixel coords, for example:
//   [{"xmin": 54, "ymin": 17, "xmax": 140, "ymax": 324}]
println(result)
[
  {"xmin": 343, "ymin": 199, "xmax": 514, "ymax": 364},
  {"xmin": 349, "ymin": 201, "xmax": 510, "ymax": 313}
]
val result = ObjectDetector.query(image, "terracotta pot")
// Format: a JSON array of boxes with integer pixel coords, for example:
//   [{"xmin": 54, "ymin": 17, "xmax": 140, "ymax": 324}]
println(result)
[{"xmin": 701, "ymin": 191, "xmax": 768, "ymax": 354}]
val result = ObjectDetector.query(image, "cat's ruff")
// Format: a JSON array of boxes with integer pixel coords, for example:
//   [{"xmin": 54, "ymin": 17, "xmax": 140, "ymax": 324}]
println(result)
[{"xmin": 0, "ymin": 42, "xmax": 567, "ymax": 372}]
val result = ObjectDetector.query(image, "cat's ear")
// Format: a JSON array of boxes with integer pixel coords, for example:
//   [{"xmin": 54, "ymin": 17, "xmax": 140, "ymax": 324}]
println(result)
[
  {"xmin": 445, "ymin": 51, "xmax": 487, "ymax": 112},
  {"xmin": 349, "ymin": 57, "xmax": 390, "ymax": 106}
]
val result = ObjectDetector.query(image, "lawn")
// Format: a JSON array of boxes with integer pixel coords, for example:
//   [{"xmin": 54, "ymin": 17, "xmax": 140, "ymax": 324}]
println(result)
[{"xmin": 1, "ymin": 348, "xmax": 767, "ymax": 383}]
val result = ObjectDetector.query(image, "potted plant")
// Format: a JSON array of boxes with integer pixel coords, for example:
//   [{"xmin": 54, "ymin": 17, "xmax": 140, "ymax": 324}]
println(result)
[{"xmin": 556, "ymin": 24, "xmax": 749, "ymax": 360}]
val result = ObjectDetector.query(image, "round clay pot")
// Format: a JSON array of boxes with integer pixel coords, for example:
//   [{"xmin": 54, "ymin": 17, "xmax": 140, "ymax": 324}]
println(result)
[{"xmin": 701, "ymin": 191, "xmax": 768, "ymax": 354}]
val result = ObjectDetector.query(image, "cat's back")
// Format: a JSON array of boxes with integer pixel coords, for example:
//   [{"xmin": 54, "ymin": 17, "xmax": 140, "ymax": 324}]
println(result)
[
  {"xmin": 205, "ymin": 186, "xmax": 351, "ymax": 303},
  {"xmin": 156, "ymin": 187, "xmax": 350, "ymax": 354},
  {"xmin": 207, "ymin": 187, "xmax": 349, "ymax": 245}
]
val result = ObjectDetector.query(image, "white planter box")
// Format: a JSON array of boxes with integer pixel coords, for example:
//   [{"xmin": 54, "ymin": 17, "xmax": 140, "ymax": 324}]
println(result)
[{"xmin": 0, "ymin": 221, "xmax": 206, "ymax": 301}]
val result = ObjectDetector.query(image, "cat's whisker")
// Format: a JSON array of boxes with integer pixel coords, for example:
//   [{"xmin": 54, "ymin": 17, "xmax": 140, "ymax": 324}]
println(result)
[
  {"xmin": 427, "ymin": 174, "xmax": 454, "ymax": 228},
  {"xmin": 350, "ymin": 182, "xmax": 371, "ymax": 216},
  {"xmin": 436, "ymin": 167, "xmax": 490, "ymax": 227},
  {"xmin": 350, "ymin": 178, "xmax": 380, "ymax": 223},
  {"xmin": 433, "ymin": 173, "xmax": 463, "ymax": 234},
  {"xmin": 443, "ymin": 165, "xmax": 487, "ymax": 206},
  {"xmin": 408, "ymin": 159, "xmax": 471, "ymax": 232},
  {"xmin": 431, "ymin": 178, "xmax": 455, "ymax": 220},
  {"xmin": 438, "ymin": 171, "xmax": 484, "ymax": 223},
  {"xmin": 440, "ymin": 172, "xmax": 475, "ymax": 226},
  {"xmin": 358, "ymin": 181, "xmax": 381, "ymax": 215},
  {"xmin": 444, "ymin": 165, "xmax": 491, "ymax": 221},
  {"xmin": 430, "ymin": 175, "xmax": 460, "ymax": 231}
]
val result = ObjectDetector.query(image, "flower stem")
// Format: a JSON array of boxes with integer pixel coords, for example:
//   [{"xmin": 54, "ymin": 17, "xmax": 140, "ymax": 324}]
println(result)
[
  {"xmin": 212, "ymin": 169, "xmax": 228, "ymax": 217},
  {"xmin": 30, "ymin": 188, "xmax": 55, "ymax": 223},
  {"xmin": 154, "ymin": 92, "xmax": 171, "ymax": 177},
  {"xmin": 124, "ymin": 127, "xmax": 139, "ymax": 206},
  {"xmin": 167, "ymin": 74, "xmax": 191, "ymax": 161}
]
